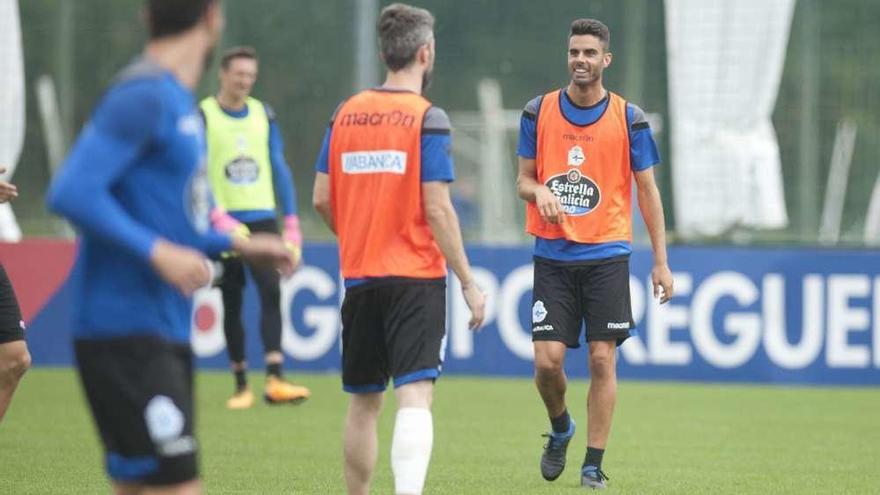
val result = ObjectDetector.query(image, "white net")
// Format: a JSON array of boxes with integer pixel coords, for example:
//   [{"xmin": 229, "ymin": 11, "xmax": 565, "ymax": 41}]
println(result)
[
  {"xmin": 666, "ymin": 0, "xmax": 795, "ymax": 238},
  {"xmin": 0, "ymin": 0, "xmax": 24, "ymax": 241}
]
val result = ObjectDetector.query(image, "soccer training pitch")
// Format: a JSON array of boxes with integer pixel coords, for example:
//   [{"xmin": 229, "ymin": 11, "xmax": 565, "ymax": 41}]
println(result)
[{"xmin": 2, "ymin": 369, "xmax": 877, "ymax": 494}]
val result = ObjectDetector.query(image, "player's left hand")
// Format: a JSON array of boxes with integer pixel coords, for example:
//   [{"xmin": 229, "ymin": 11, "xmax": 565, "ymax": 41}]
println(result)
[
  {"xmin": 651, "ymin": 263, "xmax": 674, "ymax": 304},
  {"xmin": 462, "ymin": 282, "xmax": 486, "ymax": 331},
  {"xmin": 233, "ymin": 233, "xmax": 297, "ymax": 277}
]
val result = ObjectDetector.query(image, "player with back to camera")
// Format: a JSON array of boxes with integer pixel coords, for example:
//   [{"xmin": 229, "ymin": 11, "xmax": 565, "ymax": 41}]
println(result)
[
  {"xmin": 47, "ymin": 1, "xmax": 295, "ymax": 493},
  {"xmin": 312, "ymin": 4, "xmax": 486, "ymax": 494}
]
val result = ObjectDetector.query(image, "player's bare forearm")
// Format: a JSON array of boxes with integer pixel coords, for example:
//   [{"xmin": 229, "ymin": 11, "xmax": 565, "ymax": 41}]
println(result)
[
  {"xmin": 635, "ymin": 168, "xmax": 674, "ymax": 302},
  {"xmin": 423, "ymin": 182, "xmax": 474, "ymax": 287},
  {"xmin": 315, "ymin": 204, "xmax": 335, "ymax": 234},
  {"xmin": 516, "ymin": 156, "xmax": 542, "ymax": 202},
  {"xmin": 424, "ymin": 181, "xmax": 486, "ymax": 329},
  {"xmin": 517, "ymin": 156, "xmax": 563, "ymax": 224},
  {"xmin": 312, "ymin": 172, "xmax": 336, "ymax": 235},
  {"xmin": 634, "ymin": 169, "xmax": 668, "ymax": 263},
  {"xmin": 426, "ymin": 204, "xmax": 473, "ymax": 285}
]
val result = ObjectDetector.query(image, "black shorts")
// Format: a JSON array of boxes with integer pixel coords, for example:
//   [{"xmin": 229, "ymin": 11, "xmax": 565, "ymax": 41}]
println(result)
[
  {"xmin": 341, "ymin": 278, "xmax": 446, "ymax": 393},
  {"xmin": 74, "ymin": 335, "xmax": 198, "ymax": 485},
  {"xmin": 531, "ymin": 256, "xmax": 634, "ymax": 348},
  {"xmin": 0, "ymin": 264, "xmax": 25, "ymax": 344}
]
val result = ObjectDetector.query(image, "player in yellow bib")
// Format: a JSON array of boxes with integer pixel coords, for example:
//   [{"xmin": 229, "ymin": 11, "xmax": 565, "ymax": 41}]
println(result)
[{"xmin": 201, "ymin": 46, "xmax": 309, "ymax": 409}]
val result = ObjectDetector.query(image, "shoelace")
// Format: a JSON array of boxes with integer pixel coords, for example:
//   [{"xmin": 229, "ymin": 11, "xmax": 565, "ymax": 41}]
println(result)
[
  {"xmin": 583, "ymin": 467, "xmax": 610, "ymax": 482},
  {"xmin": 540, "ymin": 432, "xmax": 566, "ymax": 451}
]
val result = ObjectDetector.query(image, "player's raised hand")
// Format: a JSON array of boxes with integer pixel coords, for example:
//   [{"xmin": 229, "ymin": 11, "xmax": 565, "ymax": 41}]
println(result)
[
  {"xmin": 535, "ymin": 186, "xmax": 563, "ymax": 224},
  {"xmin": 150, "ymin": 239, "xmax": 212, "ymax": 296},
  {"xmin": 0, "ymin": 167, "xmax": 18, "ymax": 203},
  {"xmin": 461, "ymin": 282, "xmax": 486, "ymax": 331},
  {"xmin": 233, "ymin": 233, "xmax": 297, "ymax": 277},
  {"xmin": 652, "ymin": 263, "xmax": 674, "ymax": 304}
]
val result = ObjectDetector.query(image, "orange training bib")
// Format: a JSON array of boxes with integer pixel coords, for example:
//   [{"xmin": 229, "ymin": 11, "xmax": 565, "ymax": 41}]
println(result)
[
  {"xmin": 525, "ymin": 90, "xmax": 633, "ymax": 243},
  {"xmin": 328, "ymin": 89, "xmax": 446, "ymax": 279}
]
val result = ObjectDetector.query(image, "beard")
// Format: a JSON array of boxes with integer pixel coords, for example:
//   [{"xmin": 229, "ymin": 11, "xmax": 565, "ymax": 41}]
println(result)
[
  {"xmin": 571, "ymin": 68, "xmax": 599, "ymax": 88},
  {"xmin": 421, "ymin": 68, "xmax": 433, "ymax": 92},
  {"xmin": 572, "ymin": 77, "xmax": 593, "ymax": 88}
]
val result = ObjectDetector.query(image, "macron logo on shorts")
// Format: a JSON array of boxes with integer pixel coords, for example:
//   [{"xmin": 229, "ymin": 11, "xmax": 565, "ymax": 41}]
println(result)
[
  {"xmin": 342, "ymin": 150, "xmax": 407, "ymax": 175},
  {"xmin": 607, "ymin": 321, "xmax": 630, "ymax": 330}
]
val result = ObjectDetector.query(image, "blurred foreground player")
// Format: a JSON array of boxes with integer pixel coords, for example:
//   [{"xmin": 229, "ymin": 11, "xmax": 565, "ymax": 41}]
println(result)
[
  {"xmin": 201, "ymin": 46, "xmax": 309, "ymax": 409},
  {"xmin": 47, "ymin": 1, "xmax": 294, "ymax": 493},
  {"xmin": 313, "ymin": 4, "xmax": 485, "ymax": 494},
  {"xmin": 0, "ymin": 166, "xmax": 30, "ymax": 423},
  {"xmin": 516, "ymin": 18, "xmax": 673, "ymax": 489}
]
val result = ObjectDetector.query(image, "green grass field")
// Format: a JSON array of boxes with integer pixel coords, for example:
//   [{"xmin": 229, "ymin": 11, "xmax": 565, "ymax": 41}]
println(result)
[{"xmin": 1, "ymin": 369, "xmax": 878, "ymax": 494}]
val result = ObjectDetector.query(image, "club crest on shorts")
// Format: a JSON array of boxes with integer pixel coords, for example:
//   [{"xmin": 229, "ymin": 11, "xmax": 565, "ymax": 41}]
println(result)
[
  {"xmin": 532, "ymin": 300, "xmax": 548, "ymax": 323},
  {"xmin": 144, "ymin": 395, "xmax": 185, "ymax": 443},
  {"xmin": 567, "ymin": 145, "xmax": 585, "ymax": 167}
]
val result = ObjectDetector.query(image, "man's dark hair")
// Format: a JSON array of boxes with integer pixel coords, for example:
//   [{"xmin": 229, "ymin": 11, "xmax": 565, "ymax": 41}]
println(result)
[
  {"xmin": 570, "ymin": 18, "xmax": 611, "ymax": 50},
  {"xmin": 146, "ymin": 0, "xmax": 216, "ymax": 40},
  {"xmin": 220, "ymin": 46, "xmax": 258, "ymax": 70},
  {"xmin": 377, "ymin": 3, "xmax": 435, "ymax": 72}
]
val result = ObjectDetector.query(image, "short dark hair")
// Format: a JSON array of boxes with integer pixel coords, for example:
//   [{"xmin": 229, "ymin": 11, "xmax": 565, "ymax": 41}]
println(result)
[
  {"xmin": 220, "ymin": 46, "xmax": 258, "ymax": 70},
  {"xmin": 570, "ymin": 18, "xmax": 610, "ymax": 50},
  {"xmin": 377, "ymin": 3, "xmax": 435, "ymax": 72},
  {"xmin": 147, "ymin": 0, "xmax": 217, "ymax": 39}
]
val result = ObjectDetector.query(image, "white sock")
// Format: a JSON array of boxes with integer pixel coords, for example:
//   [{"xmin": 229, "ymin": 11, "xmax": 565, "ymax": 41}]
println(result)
[{"xmin": 391, "ymin": 407, "xmax": 433, "ymax": 495}]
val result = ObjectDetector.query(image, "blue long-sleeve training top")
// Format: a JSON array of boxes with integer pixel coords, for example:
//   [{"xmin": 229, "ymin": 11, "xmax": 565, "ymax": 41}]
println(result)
[{"xmin": 47, "ymin": 57, "xmax": 232, "ymax": 343}]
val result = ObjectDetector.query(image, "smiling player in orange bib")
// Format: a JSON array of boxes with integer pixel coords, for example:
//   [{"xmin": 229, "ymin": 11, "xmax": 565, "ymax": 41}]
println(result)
[{"xmin": 516, "ymin": 18, "xmax": 674, "ymax": 490}]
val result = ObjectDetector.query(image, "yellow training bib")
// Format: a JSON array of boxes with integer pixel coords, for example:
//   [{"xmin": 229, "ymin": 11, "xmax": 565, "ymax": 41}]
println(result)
[{"xmin": 200, "ymin": 96, "xmax": 275, "ymax": 212}]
